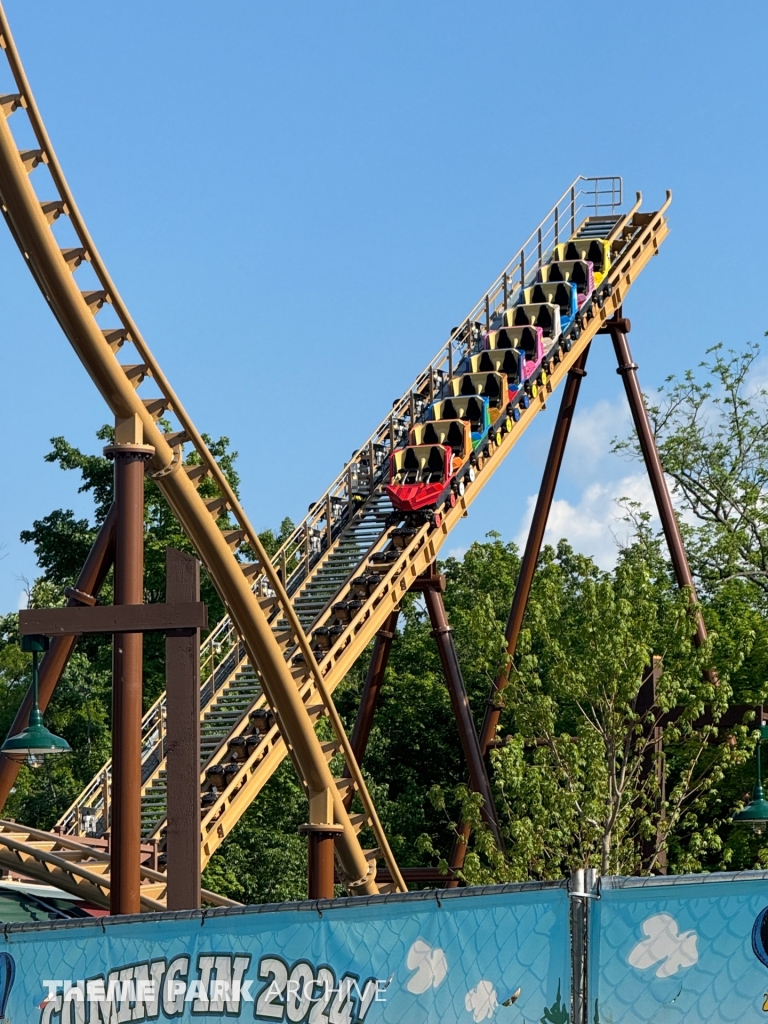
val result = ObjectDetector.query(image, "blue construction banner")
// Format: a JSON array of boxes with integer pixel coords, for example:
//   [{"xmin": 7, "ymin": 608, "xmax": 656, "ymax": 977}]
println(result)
[
  {"xmin": 0, "ymin": 883, "xmax": 570, "ymax": 1024},
  {"xmin": 590, "ymin": 873, "xmax": 768, "ymax": 1023}
]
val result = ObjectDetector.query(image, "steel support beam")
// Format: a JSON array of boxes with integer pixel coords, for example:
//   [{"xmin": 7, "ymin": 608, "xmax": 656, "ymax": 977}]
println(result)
[
  {"xmin": 165, "ymin": 548, "xmax": 202, "ymax": 911},
  {"xmin": 343, "ymin": 610, "xmax": 399, "ymax": 811},
  {"xmin": 106, "ymin": 443, "xmax": 153, "ymax": 916},
  {"xmin": 487, "ymin": 345, "xmax": 591, "ymax": 748},
  {"xmin": 447, "ymin": 348, "xmax": 591, "ymax": 877},
  {"xmin": 421, "ymin": 583, "xmax": 504, "ymax": 851},
  {"xmin": 607, "ymin": 318, "xmax": 710, "ymax": 651},
  {"xmin": 299, "ymin": 824, "xmax": 343, "ymax": 899},
  {"xmin": 0, "ymin": 503, "xmax": 117, "ymax": 810}
]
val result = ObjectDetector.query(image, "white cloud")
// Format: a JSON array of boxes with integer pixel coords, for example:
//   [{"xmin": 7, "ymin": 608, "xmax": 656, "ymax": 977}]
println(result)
[
  {"xmin": 628, "ymin": 913, "xmax": 698, "ymax": 978},
  {"xmin": 737, "ymin": 348, "xmax": 768, "ymax": 399},
  {"xmin": 515, "ymin": 473, "xmax": 657, "ymax": 570},
  {"xmin": 445, "ymin": 546, "xmax": 468, "ymax": 561},
  {"xmin": 564, "ymin": 397, "xmax": 633, "ymax": 478},
  {"xmin": 464, "ymin": 980, "xmax": 498, "ymax": 1022},
  {"xmin": 405, "ymin": 940, "xmax": 447, "ymax": 994}
]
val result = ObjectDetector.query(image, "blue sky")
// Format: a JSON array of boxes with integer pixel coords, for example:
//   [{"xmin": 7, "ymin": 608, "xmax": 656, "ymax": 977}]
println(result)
[{"xmin": 0, "ymin": 1, "xmax": 766, "ymax": 611}]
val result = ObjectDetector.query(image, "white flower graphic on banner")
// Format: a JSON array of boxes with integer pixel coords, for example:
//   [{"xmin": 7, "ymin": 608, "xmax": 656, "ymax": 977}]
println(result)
[
  {"xmin": 628, "ymin": 912, "xmax": 699, "ymax": 978},
  {"xmin": 405, "ymin": 940, "xmax": 448, "ymax": 993},
  {"xmin": 465, "ymin": 980, "xmax": 498, "ymax": 1021}
]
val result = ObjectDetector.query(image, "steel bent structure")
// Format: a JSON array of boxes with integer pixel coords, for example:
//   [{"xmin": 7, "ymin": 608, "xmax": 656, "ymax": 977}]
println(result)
[{"xmin": 0, "ymin": 4, "xmax": 673, "ymax": 907}]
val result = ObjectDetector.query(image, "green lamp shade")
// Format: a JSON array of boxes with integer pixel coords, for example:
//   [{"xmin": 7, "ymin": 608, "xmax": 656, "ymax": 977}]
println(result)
[
  {"xmin": 733, "ymin": 785, "xmax": 768, "ymax": 834},
  {"xmin": 0, "ymin": 707, "xmax": 71, "ymax": 763}
]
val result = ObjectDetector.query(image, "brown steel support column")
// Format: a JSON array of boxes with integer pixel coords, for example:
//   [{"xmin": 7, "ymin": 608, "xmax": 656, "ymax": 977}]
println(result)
[
  {"xmin": 165, "ymin": 548, "xmax": 202, "ymax": 911},
  {"xmin": 607, "ymin": 318, "xmax": 709, "ymax": 650},
  {"xmin": 421, "ymin": 583, "xmax": 504, "ymax": 851},
  {"xmin": 350, "ymin": 610, "xmax": 399, "ymax": 764},
  {"xmin": 483, "ymin": 344, "xmax": 591, "ymax": 752},
  {"xmin": 449, "ymin": 346, "xmax": 591, "ymax": 877},
  {"xmin": 343, "ymin": 610, "xmax": 399, "ymax": 811},
  {"xmin": 106, "ymin": 443, "xmax": 153, "ymax": 916},
  {"xmin": 0, "ymin": 503, "xmax": 117, "ymax": 810},
  {"xmin": 299, "ymin": 824, "xmax": 343, "ymax": 899}
]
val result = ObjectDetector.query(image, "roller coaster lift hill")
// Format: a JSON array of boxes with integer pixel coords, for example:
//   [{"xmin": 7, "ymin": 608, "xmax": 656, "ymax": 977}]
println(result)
[{"xmin": 0, "ymin": 1, "xmax": 706, "ymax": 915}]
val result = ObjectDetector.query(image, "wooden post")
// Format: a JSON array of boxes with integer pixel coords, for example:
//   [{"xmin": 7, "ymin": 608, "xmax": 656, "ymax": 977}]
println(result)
[
  {"xmin": 165, "ymin": 548, "xmax": 202, "ymax": 910},
  {"xmin": 106, "ymin": 442, "xmax": 154, "ymax": 916}
]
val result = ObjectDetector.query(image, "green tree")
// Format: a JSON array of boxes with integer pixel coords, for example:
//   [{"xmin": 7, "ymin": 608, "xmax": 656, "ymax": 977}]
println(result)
[{"xmin": 623, "ymin": 343, "xmax": 768, "ymax": 602}]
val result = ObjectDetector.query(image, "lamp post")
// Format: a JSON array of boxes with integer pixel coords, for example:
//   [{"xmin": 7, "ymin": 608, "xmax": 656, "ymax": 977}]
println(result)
[
  {"xmin": 0, "ymin": 635, "xmax": 70, "ymax": 768},
  {"xmin": 733, "ymin": 725, "xmax": 768, "ymax": 834}
]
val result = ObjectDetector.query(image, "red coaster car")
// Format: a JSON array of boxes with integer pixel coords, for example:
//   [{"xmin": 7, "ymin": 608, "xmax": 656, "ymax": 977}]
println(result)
[{"xmin": 386, "ymin": 420, "xmax": 472, "ymax": 513}]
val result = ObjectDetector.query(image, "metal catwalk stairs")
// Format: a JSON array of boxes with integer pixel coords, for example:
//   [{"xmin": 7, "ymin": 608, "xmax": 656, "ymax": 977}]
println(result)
[
  {"xmin": 140, "ymin": 665, "xmax": 261, "ymax": 840},
  {"xmin": 0, "ymin": 2, "xmax": 670, "ymax": 908}
]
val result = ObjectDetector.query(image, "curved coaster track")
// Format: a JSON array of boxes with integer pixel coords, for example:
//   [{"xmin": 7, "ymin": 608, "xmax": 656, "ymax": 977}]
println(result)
[{"xmin": 0, "ymin": 4, "xmax": 669, "ymax": 908}]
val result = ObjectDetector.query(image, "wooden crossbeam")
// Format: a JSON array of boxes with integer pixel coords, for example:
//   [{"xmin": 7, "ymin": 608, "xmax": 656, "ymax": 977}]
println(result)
[{"xmin": 19, "ymin": 603, "xmax": 207, "ymax": 636}]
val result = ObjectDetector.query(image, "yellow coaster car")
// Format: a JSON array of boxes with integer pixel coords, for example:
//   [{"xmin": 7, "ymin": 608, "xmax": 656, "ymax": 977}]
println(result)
[
  {"xmin": 553, "ymin": 238, "xmax": 611, "ymax": 286},
  {"xmin": 540, "ymin": 259, "xmax": 594, "ymax": 304}
]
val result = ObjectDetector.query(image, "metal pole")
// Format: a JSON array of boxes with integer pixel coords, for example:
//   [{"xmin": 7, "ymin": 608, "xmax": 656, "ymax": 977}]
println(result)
[
  {"xmin": 350, "ymin": 612, "xmax": 398, "ymax": 764},
  {"xmin": 482, "ymin": 346, "xmax": 590, "ymax": 752},
  {"xmin": 343, "ymin": 610, "xmax": 399, "ymax": 810},
  {"xmin": 0, "ymin": 503, "xmax": 117, "ymax": 808},
  {"xmin": 299, "ymin": 824, "xmax": 343, "ymax": 899},
  {"xmin": 607, "ymin": 319, "xmax": 709, "ymax": 649},
  {"xmin": 165, "ymin": 548, "xmax": 202, "ymax": 911},
  {"xmin": 421, "ymin": 584, "xmax": 504, "ymax": 851},
  {"xmin": 448, "ymin": 347, "xmax": 591, "ymax": 876},
  {"xmin": 105, "ymin": 442, "xmax": 153, "ymax": 916},
  {"xmin": 570, "ymin": 869, "xmax": 587, "ymax": 1024}
]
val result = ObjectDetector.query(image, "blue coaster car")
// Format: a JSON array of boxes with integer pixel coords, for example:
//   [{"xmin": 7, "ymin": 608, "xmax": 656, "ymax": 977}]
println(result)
[
  {"xmin": 553, "ymin": 238, "xmax": 611, "ymax": 286},
  {"xmin": 540, "ymin": 259, "xmax": 594, "ymax": 307},
  {"xmin": 503, "ymin": 302, "xmax": 561, "ymax": 341},
  {"xmin": 523, "ymin": 281, "xmax": 578, "ymax": 330},
  {"xmin": 431, "ymin": 394, "xmax": 492, "ymax": 448}
]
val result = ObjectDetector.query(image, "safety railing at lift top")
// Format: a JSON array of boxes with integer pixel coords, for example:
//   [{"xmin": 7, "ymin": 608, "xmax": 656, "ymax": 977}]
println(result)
[{"xmin": 59, "ymin": 174, "xmax": 622, "ymax": 835}]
